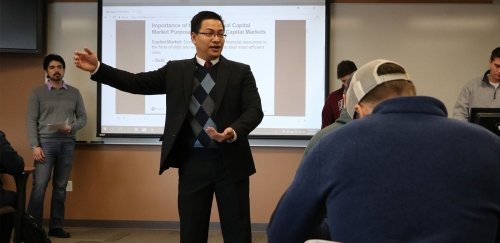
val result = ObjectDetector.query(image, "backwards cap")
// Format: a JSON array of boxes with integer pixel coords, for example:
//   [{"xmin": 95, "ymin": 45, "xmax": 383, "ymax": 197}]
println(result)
[{"xmin": 344, "ymin": 59, "xmax": 411, "ymax": 118}]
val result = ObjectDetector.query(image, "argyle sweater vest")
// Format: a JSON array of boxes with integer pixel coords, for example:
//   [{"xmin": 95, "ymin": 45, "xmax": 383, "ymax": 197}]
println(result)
[{"xmin": 187, "ymin": 64, "xmax": 218, "ymax": 148}]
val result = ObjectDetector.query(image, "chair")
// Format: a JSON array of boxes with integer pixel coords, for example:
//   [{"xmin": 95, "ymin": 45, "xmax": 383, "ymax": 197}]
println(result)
[{"xmin": 0, "ymin": 167, "xmax": 35, "ymax": 243}]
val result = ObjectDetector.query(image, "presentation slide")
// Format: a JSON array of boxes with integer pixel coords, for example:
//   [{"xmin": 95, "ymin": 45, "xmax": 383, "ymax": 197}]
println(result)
[{"xmin": 99, "ymin": 0, "xmax": 328, "ymax": 138}]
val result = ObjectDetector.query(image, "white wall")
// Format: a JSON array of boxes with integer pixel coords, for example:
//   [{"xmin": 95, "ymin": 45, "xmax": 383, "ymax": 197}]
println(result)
[
  {"xmin": 47, "ymin": 1, "xmax": 500, "ymax": 141},
  {"xmin": 47, "ymin": 2, "xmax": 97, "ymax": 142},
  {"xmin": 330, "ymin": 1, "xmax": 500, "ymax": 116}
]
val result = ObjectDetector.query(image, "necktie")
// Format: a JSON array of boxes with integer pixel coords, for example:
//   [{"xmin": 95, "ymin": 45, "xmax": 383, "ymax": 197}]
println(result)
[{"xmin": 204, "ymin": 61, "xmax": 213, "ymax": 69}]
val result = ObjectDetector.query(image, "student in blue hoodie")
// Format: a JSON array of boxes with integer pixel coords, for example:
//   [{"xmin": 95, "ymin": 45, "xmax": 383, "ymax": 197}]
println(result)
[{"xmin": 268, "ymin": 59, "xmax": 500, "ymax": 243}]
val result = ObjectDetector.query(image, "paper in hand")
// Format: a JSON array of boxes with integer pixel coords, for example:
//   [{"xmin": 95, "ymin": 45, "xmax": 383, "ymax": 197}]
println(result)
[{"xmin": 47, "ymin": 118, "xmax": 69, "ymax": 132}]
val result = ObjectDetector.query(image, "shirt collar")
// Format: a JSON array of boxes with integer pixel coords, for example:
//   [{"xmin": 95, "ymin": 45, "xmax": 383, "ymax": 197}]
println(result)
[
  {"xmin": 46, "ymin": 79, "xmax": 68, "ymax": 90},
  {"xmin": 482, "ymin": 70, "xmax": 490, "ymax": 82},
  {"xmin": 195, "ymin": 55, "xmax": 220, "ymax": 67}
]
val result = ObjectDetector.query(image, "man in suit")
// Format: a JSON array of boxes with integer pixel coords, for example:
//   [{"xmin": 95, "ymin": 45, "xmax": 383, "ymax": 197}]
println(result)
[
  {"xmin": 73, "ymin": 11, "xmax": 263, "ymax": 243},
  {"xmin": 0, "ymin": 131, "xmax": 25, "ymax": 243}
]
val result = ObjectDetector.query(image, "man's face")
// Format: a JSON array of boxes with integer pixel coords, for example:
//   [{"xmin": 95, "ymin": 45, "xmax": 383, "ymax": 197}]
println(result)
[
  {"xmin": 489, "ymin": 57, "xmax": 500, "ymax": 83},
  {"xmin": 46, "ymin": 60, "xmax": 65, "ymax": 82},
  {"xmin": 191, "ymin": 19, "xmax": 225, "ymax": 61},
  {"xmin": 339, "ymin": 74, "xmax": 352, "ymax": 86}
]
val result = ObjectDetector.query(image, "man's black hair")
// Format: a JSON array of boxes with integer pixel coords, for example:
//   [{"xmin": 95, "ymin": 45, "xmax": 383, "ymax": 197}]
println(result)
[
  {"xmin": 191, "ymin": 11, "xmax": 224, "ymax": 33},
  {"xmin": 490, "ymin": 47, "xmax": 500, "ymax": 61},
  {"xmin": 43, "ymin": 54, "xmax": 65, "ymax": 70},
  {"xmin": 337, "ymin": 60, "xmax": 357, "ymax": 79}
]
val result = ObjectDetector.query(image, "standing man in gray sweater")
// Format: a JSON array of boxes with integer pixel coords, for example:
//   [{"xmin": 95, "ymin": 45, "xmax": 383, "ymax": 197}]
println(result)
[{"xmin": 26, "ymin": 54, "xmax": 87, "ymax": 238}]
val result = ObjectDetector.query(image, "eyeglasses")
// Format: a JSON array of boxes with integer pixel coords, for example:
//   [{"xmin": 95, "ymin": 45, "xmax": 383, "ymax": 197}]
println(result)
[{"xmin": 197, "ymin": 32, "xmax": 227, "ymax": 39}]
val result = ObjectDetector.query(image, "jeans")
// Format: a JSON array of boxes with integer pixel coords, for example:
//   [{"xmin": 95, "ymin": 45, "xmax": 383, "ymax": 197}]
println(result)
[{"xmin": 27, "ymin": 138, "xmax": 75, "ymax": 229}]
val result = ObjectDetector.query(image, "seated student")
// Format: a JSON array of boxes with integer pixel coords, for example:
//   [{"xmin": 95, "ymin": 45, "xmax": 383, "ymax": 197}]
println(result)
[
  {"xmin": 267, "ymin": 59, "xmax": 500, "ymax": 243},
  {"xmin": 305, "ymin": 77, "xmax": 353, "ymax": 159},
  {"xmin": 321, "ymin": 60, "xmax": 357, "ymax": 128},
  {"xmin": 0, "ymin": 130, "xmax": 25, "ymax": 243},
  {"xmin": 289, "ymin": 77, "xmax": 354, "ymax": 241},
  {"xmin": 452, "ymin": 46, "xmax": 500, "ymax": 121}
]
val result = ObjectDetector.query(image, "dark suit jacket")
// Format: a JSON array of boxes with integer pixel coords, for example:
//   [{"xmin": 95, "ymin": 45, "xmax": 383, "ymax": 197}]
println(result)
[
  {"xmin": 0, "ymin": 131, "xmax": 25, "ymax": 206},
  {"xmin": 92, "ymin": 56, "xmax": 263, "ymax": 180}
]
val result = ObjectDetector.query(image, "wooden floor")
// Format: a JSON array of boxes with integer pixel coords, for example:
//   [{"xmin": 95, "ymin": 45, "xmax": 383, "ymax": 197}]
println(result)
[{"xmin": 39, "ymin": 227, "xmax": 268, "ymax": 243}]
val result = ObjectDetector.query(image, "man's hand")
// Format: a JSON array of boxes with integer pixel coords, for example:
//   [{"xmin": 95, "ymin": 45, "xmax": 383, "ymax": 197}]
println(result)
[
  {"xmin": 32, "ymin": 147, "xmax": 45, "ymax": 162},
  {"xmin": 73, "ymin": 47, "xmax": 99, "ymax": 73},
  {"xmin": 59, "ymin": 124, "xmax": 72, "ymax": 135},
  {"xmin": 206, "ymin": 127, "xmax": 235, "ymax": 143}
]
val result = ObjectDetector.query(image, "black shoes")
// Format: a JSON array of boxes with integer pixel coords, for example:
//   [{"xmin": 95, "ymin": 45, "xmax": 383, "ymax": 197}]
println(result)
[{"xmin": 48, "ymin": 228, "xmax": 71, "ymax": 238}]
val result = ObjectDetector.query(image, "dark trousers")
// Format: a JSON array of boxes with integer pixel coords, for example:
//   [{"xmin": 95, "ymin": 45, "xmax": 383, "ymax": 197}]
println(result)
[
  {"xmin": 0, "ymin": 213, "xmax": 14, "ymax": 243},
  {"xmin": 178, "ymin": 149, "xmax": 251, "ymax": 243},
  {"xmin": 0, "ymin": 190, "xmax": 16, "ymax": 243}
]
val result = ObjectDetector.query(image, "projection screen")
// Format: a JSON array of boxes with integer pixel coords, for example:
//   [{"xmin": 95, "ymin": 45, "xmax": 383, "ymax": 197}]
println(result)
[{"xmin": 98, "ymin": 0, "xmax": 329, "ymax": 139}]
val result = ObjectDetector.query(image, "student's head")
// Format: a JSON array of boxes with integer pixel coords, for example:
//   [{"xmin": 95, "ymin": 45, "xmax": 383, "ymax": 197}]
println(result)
[
  {"xmin": 43, "ymin": 54, "xmax": 66, "ymax": 82},
  {"xmin": 489, "ymin": 47, "xmax": 500, "ymax": 83},
  {"xmin": 191, "ymin": 11, "xmax": 226, "ymax": 61},
  {"xmin": 337, "ymin": 60, "xmax": 357, "ymax": 86},
  {"xmin": 490, "ymin": 47, "xmax": 500, "ymax": 62},
  {"xmin": 43, "ymin": 54, "xmax": 65, "ymax": 71},
  {"xmin": 345, "ymin": 59, "xmax": 416, "ymax": 119}
]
